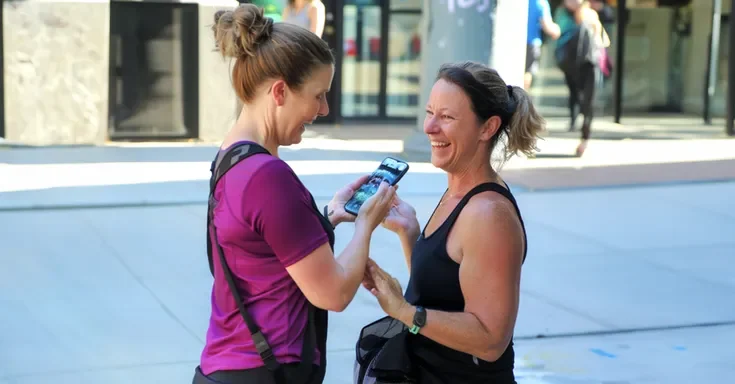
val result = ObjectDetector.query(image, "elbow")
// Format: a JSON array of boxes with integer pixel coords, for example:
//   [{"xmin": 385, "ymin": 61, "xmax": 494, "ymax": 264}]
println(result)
[
  {"xmin": 474, "ymin": 336, "xmax": 512, "ymax": 363},
  {"xmin": 550, "ymin": 28, "xmax": 561, "ymax": 40},
  {"xmin": 309, "ymin": 284, "xmax": 354, "ymax": 312},
  {"xmin": 310, "ymin": 295, "xmax": 349, "ymax": 312},
  {"xmin": 475, "ymin": 345, "xmax": 508, "ymax": 363}
]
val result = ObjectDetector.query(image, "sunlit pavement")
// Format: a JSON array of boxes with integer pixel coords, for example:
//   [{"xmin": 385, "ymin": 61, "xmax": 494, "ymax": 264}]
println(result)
[{"xmin": 1, "ymin": 143, "xmax": 734, "ymax": 383}]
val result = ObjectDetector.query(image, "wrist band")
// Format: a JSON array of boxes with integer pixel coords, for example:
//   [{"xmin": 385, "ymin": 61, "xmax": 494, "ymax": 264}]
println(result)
[{"xmin": 323, "ymin": 204, "xmax": 335, "ymax": 229}]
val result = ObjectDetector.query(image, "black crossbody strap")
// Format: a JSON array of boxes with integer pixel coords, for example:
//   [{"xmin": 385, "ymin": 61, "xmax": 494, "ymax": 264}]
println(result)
[{"xmin": 207, "ymin": 142, "xmax": 316, "ymax": 383}]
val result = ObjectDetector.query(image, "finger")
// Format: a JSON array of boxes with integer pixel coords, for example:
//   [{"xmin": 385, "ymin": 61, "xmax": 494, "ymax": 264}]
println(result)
[
  {"xmin": 369, "ymin": 264, "xmax": 390, "ymax": 287},
  {"xmin": 348, "ymin": 174, "xmax": 371, "ymax": 190},
  {"xmin": 373, "ymin": 181, "xmax": 390, "ymax": 198},
  {"xmin": 384, "ymin": 185, "xmax": 397, "ymax": 206}
]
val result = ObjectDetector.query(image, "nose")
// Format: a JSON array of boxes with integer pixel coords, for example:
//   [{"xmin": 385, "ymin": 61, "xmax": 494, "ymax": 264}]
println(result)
[
  {"xmin": 423, "ymin": 114, "xmax": 440, "ymax": 135},
  {"xmin": 318, "ymin": 97, "xmax": 330, "ymax": 117}
]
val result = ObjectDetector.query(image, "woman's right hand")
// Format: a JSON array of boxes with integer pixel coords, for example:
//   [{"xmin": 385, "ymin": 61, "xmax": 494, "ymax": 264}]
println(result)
[
  {"xmin": 356, "ymin": 182, "xmax": 396, "ymax": 232},
  {"xmin": 381, "ymin": 194, "xmax": 419, "ymax": 237}
]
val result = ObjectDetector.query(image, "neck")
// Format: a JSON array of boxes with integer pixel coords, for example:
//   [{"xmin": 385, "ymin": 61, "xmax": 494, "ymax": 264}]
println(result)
[
  {"xmin": 446, "ymin": 155, "xmax": 496, "ymax": 196},
  {"xmin": 224, "ymin": 104, "xmax": 279, "ymax": 157}
]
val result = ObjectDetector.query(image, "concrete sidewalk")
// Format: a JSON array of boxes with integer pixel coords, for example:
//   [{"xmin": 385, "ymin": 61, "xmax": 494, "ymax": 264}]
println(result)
[
  {"xmin": 2, "ymin": 125, "xmax": 735, "ymax": 210},
  {"xmin": 1, "ymin": 128, "xmax": 734, "ymax": 383},
  {"xmin": 1, "ymin": 171, "xmax": 733, "ymax": 384}
]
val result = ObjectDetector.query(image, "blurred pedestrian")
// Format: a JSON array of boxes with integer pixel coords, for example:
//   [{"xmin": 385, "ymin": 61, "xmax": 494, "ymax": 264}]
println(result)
[
  {"xmin": 554, "ymin": 0, "xmax": 610, "ymax": 156},
  {"xmin": 525, "ymin": 0, "xmax": 561, "ymax": 91},
  {"xmin": 282, "ymin": 0, "xmax": 326, "ymax": 38}
]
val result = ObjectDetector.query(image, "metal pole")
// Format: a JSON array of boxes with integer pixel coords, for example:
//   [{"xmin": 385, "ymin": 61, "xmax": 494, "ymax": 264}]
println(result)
[
  {"xmin": 705, "ymin": 0, "xmax": 723, "ymax": 125},
  {"xmin": 613, "ymin": 0, "xmax": 627, "ymax": 124},
  {"xmin": 728, "ymin": 0, "xmax": 735, "ymax": 136}
]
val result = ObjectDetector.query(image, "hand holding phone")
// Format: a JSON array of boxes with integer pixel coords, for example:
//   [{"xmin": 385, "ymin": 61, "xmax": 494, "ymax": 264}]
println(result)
[
  {"xmin": 344, "ymin": 157, "xmax": 409, "ymax": 216},
  {"xmin": 353, "ymin": 181, "xmax": 397, "ymax": 232}
]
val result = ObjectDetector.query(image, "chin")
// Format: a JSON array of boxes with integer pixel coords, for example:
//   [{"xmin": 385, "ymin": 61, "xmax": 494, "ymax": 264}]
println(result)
[{"xmin": 430, "ymin": 154, "xmax": 448, "ymax": 170}]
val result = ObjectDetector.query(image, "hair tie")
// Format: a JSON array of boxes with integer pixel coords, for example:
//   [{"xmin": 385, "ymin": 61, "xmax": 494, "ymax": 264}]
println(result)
[{"xmin": 506, "ymin": 85, "xmax": 517, "ymax": 117}]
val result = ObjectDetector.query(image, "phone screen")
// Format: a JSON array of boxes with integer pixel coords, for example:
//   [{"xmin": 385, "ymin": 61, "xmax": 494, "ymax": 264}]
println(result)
[{"xmin": 345, "ymin": 157, "xmax": 408, "ymax": 215}]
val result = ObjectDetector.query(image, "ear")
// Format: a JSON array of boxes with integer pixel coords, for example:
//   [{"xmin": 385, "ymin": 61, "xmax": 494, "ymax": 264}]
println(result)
[
  {"xmin": 271, "ymin": 80, "xmax": 288, "ymax": 107},
  {"xmin": 479, "ymin": 115, "xmax": 502, "ymax": 142}
]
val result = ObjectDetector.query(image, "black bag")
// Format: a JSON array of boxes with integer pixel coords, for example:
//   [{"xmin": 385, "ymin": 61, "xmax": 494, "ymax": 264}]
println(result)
[
  {"xmin": 197, "ymin": 142, "xmax": 324, "ymax": 384},
  {"xmin": 353, "ymin": 316, "xmax": 416, "ymax": 384}
]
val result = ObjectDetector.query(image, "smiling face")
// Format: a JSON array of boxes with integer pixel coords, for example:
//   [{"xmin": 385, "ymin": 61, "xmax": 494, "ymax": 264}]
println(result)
[
  {"xmin": 272, "ymin": 64, "xmax": 334, "ymax": 146},
  {"xmin": 423, "ymin": 79, "xmax": 500, "ymax": 172}
]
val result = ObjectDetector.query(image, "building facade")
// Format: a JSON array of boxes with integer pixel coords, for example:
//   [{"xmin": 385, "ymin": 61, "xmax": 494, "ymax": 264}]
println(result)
[{"xmin": 0, "ymin": 0, "xmax": 732, "ymax": 145}]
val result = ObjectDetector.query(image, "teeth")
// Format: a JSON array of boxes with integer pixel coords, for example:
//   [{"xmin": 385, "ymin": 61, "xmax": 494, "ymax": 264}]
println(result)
[{"xmin": 431, "ymin": 141, "xmax": 449, "ymax": 147}]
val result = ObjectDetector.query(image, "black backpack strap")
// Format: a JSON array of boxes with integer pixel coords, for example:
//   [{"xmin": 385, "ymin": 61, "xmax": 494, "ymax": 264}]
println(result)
[
  {"xmin": 207, "ymin": 142, "xmax": 317, "ymax": 383},
  {"xmin": 206, "ymin": 142, "xmax": 270, "ymax": 276}
]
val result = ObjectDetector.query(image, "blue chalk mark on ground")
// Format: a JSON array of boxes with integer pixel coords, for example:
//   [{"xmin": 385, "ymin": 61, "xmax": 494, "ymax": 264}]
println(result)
[{"xmin": 589, "ymin": 348, "xmax": 617, "ymax": 358}]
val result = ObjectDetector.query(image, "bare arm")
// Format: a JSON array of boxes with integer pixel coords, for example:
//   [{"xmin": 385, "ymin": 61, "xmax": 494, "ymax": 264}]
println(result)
[
  {"xmin": 398, "ymin": 227, "xmax": 420, "ymax": 270},
  {"xmin": 540, "ymin": 16, "xmax": 561, "ymax": 40},
  {"xmin": 287, "ymin": 223, "xmax": 372, "ymax": 312},
  {"xmin": 309, "ymin": 1, "xmax": 326, "ymax": 38},
  {"xmin": 253, "ymin": 162, "xmax": 393, "ymax": 313},
  {"xmin": 286, "ymin": 181, "xmax": 395, "ymax": 312},
  {"xmin": 395, "ymin": 198, "xmax": 524, "ymax": 361}
]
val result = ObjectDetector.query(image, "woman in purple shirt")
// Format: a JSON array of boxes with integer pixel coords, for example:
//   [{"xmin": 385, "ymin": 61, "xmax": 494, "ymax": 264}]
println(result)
[{"xmin": 192, "ymin": 4, "xmax": 396, "ymax": 384}]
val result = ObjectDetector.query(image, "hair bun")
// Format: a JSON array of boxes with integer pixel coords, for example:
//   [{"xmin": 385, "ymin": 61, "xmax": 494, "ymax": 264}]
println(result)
[{"xmin": 212, "ymin": 4, "xmax": 274, "ymax": 58}]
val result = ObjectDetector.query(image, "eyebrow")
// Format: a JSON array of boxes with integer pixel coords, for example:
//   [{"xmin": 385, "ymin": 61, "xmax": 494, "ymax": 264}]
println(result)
[{"xmin": 426, "ymin": 105, "xmax": 456, "ymax": 114}]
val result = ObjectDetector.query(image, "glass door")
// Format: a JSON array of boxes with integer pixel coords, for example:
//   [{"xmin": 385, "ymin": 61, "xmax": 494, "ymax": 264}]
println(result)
[
  {"xmin": 341, "ymin": 0, "xmax": 383, "ymax": 117},
  {"xmin": 386, "ymin": 0, "xmax": 422, "ymax": 118}
]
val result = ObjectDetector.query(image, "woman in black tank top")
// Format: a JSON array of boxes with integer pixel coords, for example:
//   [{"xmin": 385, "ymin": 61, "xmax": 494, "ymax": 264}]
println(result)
[{"xmin": 354, "ymin": 62, "xmax": 546, "ymax": 384}]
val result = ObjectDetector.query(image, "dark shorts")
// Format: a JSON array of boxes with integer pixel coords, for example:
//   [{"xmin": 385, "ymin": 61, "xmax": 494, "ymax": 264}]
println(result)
[{"xmin": 525, "ymin": 43, "xmax": 542, "ymax": 74}]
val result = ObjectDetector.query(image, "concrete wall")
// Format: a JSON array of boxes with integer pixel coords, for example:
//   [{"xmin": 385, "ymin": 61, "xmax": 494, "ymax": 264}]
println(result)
[
  {"xmin": 3, "ymin": 0, "xmax": 110, "ymax": 145},
  {"xmin": 197, "ymin": 0, "xmax": 240, "ymax": 143},
  {"xmin": 2, "ymin": 0, "xmax": 240, "ymax": 145}
]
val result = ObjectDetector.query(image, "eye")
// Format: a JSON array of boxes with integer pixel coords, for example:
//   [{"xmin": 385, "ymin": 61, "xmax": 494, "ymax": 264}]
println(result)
[
  {"xmin": 425, "ymin": 110, "xmax": 434, "ymax": 116},
  {"xmin": 441, "ymin": 114, "xmax": 454, "ymax": 120}
]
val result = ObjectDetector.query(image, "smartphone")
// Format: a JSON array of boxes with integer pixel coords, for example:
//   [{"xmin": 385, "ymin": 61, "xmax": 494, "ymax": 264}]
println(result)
[{"xmin": 344, "ymin": 157, "xmax": 409, "ymax": 216}]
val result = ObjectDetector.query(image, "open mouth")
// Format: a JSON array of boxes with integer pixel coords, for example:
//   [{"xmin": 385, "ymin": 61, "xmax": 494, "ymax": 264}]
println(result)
[{"xmin": 430, "ymin": 141, "xmax": 450, "ymax": 149}]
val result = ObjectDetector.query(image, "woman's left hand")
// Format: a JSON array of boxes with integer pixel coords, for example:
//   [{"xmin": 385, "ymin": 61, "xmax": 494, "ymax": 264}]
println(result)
[
  {"xmin": 362, "ymin": 258, "xmax": 409, "ymax": 318},
  {"xmin": 325, "ymin": 174, "xmax": 370, "ymax": 227}
]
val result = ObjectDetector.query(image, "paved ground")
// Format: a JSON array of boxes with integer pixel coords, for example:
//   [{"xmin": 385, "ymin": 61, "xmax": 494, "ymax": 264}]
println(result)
[{"xmin": 1, "ymin": 134, "xmax": 734, "ymax": 383}]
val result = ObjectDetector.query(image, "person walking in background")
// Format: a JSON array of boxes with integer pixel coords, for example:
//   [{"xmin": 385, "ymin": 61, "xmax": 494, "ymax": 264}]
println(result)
[
  {"xmin": 554, "ymin": 0, "xmax": 610, "ymax": 157},
  {"xmin": 193, "ymin": 4, "xmax": 395, "ymax": 384},
  {"xmin": 282, "ymin": 0, "xmax": 326, "ymax": 38},
  {"xmin": 525, "ymin": 0, "xmax": 561, "ymax": 91}
]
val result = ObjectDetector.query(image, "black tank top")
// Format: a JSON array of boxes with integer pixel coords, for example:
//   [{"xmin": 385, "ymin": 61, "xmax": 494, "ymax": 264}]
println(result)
[{"xmin": 403, "ymin": 182, "xmax": 527, "ymax": 383}]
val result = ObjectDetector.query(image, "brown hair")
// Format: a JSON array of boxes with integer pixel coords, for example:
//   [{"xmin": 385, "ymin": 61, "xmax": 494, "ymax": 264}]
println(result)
[
  {"xmin": 436, "ymin": 61, "xmax": 545, "ymax": 165},
  {"xmin": 212, "ymin": 4, "xmax": 334, "ymax": 103}
]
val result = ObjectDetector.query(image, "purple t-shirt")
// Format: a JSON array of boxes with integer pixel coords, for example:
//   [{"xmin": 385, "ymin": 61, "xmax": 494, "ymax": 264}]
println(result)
[{"xmin": 200, "ymin": 145, "xmax": 329, "ymax": 374}]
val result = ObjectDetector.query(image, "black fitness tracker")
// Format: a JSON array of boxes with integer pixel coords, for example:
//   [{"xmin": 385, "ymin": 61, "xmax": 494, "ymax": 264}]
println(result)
[{"xmin": 409, "ymin": 306, "xmax": 426, "ymax": 334}]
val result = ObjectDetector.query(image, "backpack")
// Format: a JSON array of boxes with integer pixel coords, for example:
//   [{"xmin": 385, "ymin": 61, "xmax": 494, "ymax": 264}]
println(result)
[{"xmin": 558, "ymin": 20, "xmax": 602, "ymax": 74}]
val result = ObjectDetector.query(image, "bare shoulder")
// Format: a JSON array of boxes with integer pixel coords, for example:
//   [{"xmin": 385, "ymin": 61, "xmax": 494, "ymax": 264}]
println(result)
[
  {"xmin": 455, "ymin": 191, "xmax": 524, "ymax": 257},
  {"xmin": 461, "ymin": 190, "xmax": 521, "ymax": 229}
]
